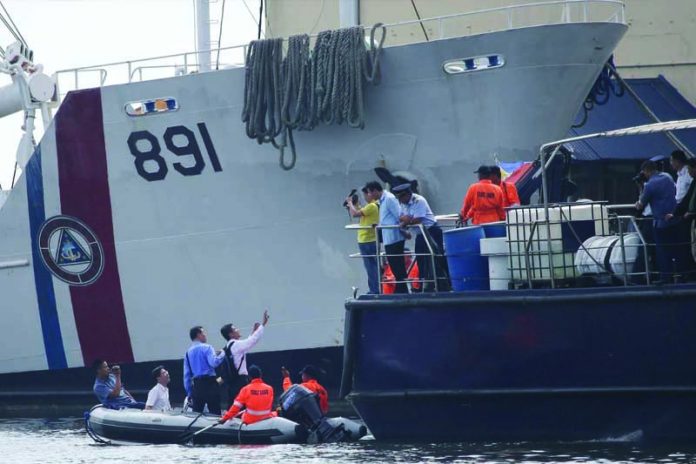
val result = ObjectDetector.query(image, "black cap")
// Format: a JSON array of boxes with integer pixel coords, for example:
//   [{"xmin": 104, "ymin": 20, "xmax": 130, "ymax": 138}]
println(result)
[
  {"xmin": 248, "ymin": 365, "xmax": 263, "ymax": 379},
  {"xmin": 391, "ymin": 183, "xmax": 412, "ymax": 194},
  {"xmin": 299, "ymin": 364, "xmax": 322, "ymax": 379},
  {"xmin": 474, "ymin": 165, "xmax": 491, "ymax": 175}
]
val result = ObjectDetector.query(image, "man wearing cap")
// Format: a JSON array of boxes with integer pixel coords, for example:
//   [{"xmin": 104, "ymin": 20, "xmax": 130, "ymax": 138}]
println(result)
[
  {"xmin": 635, "ymin": 159, "xmax": 680, "ymax": 280},
  {"xmin": 365, "ymin": 182, "xmax": 408, "ymax": 293},
  {"xmin": 145, "ymin": 365, "xmax": 172, "ymax": 411},
  {"xmin": 393, "ymin": 183, "xmax": 443, "ymax": 292},
  {"xmin": 489, "ymin": 166, "xmax": 520, "ymax": 208},
  {"xmin": 281, "ymin": 365, "xmax": 329, "ymax": 414},
  {"xmin": 460, "ymin": 166, "xmax": 505, "ymax": 225},
  {"xmin": 220, "ymin": 365, "xmax": 276, "ymax": 425},
  {"xmin": 346, "ymin": 182, "xmax": 380, "ymax": 294}
]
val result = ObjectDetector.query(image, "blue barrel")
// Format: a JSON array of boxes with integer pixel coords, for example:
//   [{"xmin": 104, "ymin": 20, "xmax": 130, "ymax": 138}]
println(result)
[
  {"xmin": 482, "ymin": 221, "xmax": 506, "ymax": 238},
  {"xmin": 443, "ymin": 226, "xmax": 489, "ymax": 291}
]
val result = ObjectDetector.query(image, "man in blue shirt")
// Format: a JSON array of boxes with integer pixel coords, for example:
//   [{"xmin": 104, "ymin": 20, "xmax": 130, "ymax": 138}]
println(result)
[
  {"xmin": 636, "ymin": 160, "xmax": 679, "ymax": 281},
  {"xmin": 394, "ymin": 183, "xmax": 446, "ymax": 292},
  {"xmin": 184, "ymin": 326, "xmax": 226, "ymax": 414},
  {"xmin": 366, "ymin": 182, "xmax": 408, "ymax": 293},
  {"xmin": 92, "ymin": 359, "xmax": 144, "ymax": 409}
]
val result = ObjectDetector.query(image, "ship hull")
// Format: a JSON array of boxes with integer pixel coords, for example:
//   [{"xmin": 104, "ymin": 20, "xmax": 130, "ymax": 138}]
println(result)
[
  {"xmin": 0, "ymin": 22, "xmax": 626, "ymax": 385},
  {"xmin": 343, "ymin": 285, "xmax": 696, "ymax": 443}
]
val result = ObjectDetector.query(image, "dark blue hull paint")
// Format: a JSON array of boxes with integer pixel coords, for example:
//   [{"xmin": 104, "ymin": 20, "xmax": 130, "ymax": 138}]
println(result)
[{"xmin": 342, "ymin": 284, "xmax": 696, "ymax": 443}]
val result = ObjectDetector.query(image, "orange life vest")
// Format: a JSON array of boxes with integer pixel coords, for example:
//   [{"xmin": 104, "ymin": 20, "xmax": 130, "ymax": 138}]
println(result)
[
  {"xmin": 500, "ymin": 180, "xmax": 520, "ymax": 208},
  {"xmin": 283, "ymin": 376, "xmax": 329, "ymax": 414},
  {"xmin": 222, "ymin": 378, "xmax": 276, "ymax": 424},
  {"xmin": 460, "ymin": 180, "xmax": 505, "ymax": 225}
]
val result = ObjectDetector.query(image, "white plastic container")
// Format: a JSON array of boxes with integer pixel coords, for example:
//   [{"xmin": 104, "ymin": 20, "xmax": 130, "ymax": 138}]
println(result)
[
  {"xmin": 609, "ymin": 233, "xmax": 644, "ymax": 277},
  {"xmin": 575, "ymin": 235, "xmax": 618, "ymax": 275},
  {"xmin": 480, "ymin": 237, "xmax": 510, "ymax": 290}
]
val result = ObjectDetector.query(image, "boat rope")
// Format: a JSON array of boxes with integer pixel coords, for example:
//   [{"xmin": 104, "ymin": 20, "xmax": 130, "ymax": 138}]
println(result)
[
  {"xmin": 572, "ymin": 56, "xmax": 624, "ymax": 128},
  {"xmin": 181, "ymin": 411, "xmax": 204, "ymax": 438},
  {"xmin": 83, "ymin": 407, "xmax": 112, "ymax": 445},
  {"xmin": 409, "ymin": 0, "xmax": 429, "ymax": 42},
  {"xmin": 241, "ymin": 23, "xmax": 386, "ymax": 170}
]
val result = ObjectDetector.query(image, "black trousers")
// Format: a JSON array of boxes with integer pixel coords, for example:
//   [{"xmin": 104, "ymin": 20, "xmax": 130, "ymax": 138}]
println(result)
[
  {"xmin": 385, "ymin": 240, "xmax": 408, "ymax": 293},
  {"xmin": 414, "ymin": 225, "xmax": 445, "ymax": 292},
  {"xmin": 225, "ymin": 375, "xmax": 249, "ymax": 409},
  {"xmin": 192, "ymin": 376, "xmax": 221, "ymax": 415}
]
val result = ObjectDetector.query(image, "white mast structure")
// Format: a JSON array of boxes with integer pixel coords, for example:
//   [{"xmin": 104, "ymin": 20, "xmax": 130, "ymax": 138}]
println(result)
[
  {"xmin": 0, "ymin": 13, "xmax": 56, "ymax": 200},
  {"xmin": 195, "ymin": 0, "xmax": 212, "ymax": 73}
]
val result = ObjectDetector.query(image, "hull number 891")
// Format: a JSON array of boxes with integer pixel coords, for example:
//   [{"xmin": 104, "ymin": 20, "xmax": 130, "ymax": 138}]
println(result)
[{"xmin": 127, "ymin": 122, "xmax": 222, "ymax": 182}]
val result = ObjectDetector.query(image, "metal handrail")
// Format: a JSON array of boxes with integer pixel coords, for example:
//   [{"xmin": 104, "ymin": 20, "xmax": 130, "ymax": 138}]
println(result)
[
  {"xmin": 346, "ymin": 223, "xmax": 441, "ymax": 293},
  {"xmin": 54, "ymin": 0, "xmax": 625, "ymax": 92}
]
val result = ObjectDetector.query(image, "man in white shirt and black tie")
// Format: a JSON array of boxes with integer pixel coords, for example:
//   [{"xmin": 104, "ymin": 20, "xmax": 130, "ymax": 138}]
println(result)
[
  {"xmin": 219, "ymin": 309, "xmax": 269, "ymax": 408},
  {"xmin": 145, "ymin": 365, "xmax": 172, "ymax": 411}
]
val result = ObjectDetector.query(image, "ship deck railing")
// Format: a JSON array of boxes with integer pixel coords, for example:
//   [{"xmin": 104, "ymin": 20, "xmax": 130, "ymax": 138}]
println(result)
[
  {"xmin": 345, "ymin": 204, "xmax": 696, "ymax": 295},
  {"xmin": 346, "ymin": 223, "xmax": 445, "ymax": 293},
  {"xmin": 53, "ymin": 0, "xmax": 625, "ymax": 99}
]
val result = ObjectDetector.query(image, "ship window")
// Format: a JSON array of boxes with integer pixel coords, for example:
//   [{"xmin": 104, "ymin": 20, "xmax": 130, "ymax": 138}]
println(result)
[
  {"xmin": 443, "ymin": 54, "xmax": 505, "ymax": 75},
  {"xmin": 125, "ymin": 97, "xmax": 179, "ymax": 116}
]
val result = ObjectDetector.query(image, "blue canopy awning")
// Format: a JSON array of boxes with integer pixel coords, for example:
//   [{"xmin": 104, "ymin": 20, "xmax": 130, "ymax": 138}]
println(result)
[{"xmin": 566, "ymin": 76, "xmax": 696, "ymax": 161}]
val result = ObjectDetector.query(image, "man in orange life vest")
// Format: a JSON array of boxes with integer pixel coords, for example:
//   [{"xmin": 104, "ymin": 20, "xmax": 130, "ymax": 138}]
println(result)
[
  {"xmin": 489, "ymin": 165, "xmax": 521, "ymax": 208},
  {"xmin": 281, "ymin": 364, "xmax": 329, "ymax": 414},
  {"xmin": 460, "ymin": 165, "xmax": 505, "ymax": 225},
  {"xmin": 219, "ymin": 365, "xmax": 276, "ymax": 425}
]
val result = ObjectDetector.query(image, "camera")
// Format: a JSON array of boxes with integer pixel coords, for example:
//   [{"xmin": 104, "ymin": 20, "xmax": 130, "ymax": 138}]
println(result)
[
  {"xmin": 632, "ymin": 172, "xmax": 646, "ymax": 183},
  {"xmin": 342, "ymin": 189, "xmax": 358, "ymax": 208}
]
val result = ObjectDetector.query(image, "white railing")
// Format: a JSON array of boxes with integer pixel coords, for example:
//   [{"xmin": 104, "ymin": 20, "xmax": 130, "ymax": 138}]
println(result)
[{"xmin": 53, "ymin": 0, "xmax": 625, "ymax": 98}]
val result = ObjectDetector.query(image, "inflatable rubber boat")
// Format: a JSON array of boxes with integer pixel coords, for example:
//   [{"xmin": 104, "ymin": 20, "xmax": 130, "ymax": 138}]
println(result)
[{"xmin": 85, "ymin": 385, "xmax": 367, "ymax": 445}]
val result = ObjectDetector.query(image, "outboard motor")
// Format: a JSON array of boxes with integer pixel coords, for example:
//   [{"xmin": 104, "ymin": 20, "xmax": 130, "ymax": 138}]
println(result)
[{"xmin": 279, "ymin": 384, "xmax": 347, "ymax": 443}]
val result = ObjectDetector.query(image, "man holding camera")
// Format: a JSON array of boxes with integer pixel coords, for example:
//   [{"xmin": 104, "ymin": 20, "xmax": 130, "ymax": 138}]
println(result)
[
  {"xmin": 346, "ymin": 183, "xmax": 380, "ymax": 294},
  {"xmin": 635, "ymin": 160, "xmax": 679, "ymax": 281},
  {"xmin": 92, "ymin": 359, "xmax": 144, "ymax": 409}
]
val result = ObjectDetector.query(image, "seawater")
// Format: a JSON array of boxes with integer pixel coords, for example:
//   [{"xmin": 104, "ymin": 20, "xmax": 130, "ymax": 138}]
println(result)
[{"xmin": 1, "ymin": 418, "xmax": 696, "ymax": 464}]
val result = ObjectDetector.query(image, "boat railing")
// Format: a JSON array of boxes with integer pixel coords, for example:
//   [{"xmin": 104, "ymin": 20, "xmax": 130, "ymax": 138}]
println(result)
[
  {"xmin": 345, "ymin": 223, "xmax": 444, "ymax": 294},
  {"xmin": 512, "ymin": 208, "xmax": 655, "ymax": 288},
  {"xmin": 52, "ymin": 0, "xmax": 625, "ymax": 98}
]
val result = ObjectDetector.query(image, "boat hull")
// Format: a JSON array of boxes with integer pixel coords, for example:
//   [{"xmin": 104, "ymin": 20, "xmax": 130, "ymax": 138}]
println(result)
[
  {"xmin": 343, "ymin": 285, "xmax": 696, "ymax": 443},
  {"xmin": 0, "ymin": 22, "xmax": 626, "ymax": 381}
]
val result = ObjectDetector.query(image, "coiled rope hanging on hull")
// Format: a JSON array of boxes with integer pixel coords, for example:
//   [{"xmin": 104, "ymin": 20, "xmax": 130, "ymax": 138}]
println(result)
[{"xmin": 242, "ymin": 24, "xmax": 386, "ymax": 170}]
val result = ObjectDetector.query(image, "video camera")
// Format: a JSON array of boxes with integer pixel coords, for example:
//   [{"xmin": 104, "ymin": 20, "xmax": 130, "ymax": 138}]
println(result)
[
  {"xmin": 632, "ymin": 172, "xmax": 647, "ymax": 183},
  {"xmin": 342, "ymin": 189, "xmax": 358, "ymax": 208}
]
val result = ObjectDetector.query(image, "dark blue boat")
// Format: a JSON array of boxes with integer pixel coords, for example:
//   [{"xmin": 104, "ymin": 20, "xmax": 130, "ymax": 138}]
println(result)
[
  {"xmin": 340, "ymin": 120, "xmax": 696, "ymax": 443},
  {"xmin": 341, "ymin": 285, "xmax": 696, "ymax": 442}
]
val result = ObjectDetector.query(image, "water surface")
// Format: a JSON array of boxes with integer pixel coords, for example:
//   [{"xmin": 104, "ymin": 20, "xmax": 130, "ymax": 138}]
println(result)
[{"xmin": 1, "ymin": 418, "xmax": 695, "ymax": 464}]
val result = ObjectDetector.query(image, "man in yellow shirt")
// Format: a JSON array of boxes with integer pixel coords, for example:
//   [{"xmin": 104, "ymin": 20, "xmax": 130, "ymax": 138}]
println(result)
[{"xmin": 346, "ymin": 182, "xmax": 380, "ymax": 294}]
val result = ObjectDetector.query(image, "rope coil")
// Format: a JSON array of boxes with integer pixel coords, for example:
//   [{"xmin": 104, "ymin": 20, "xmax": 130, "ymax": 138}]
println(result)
[{"xmin": 242, "ymin": 24, "xmax": 386, "ymax": 170}]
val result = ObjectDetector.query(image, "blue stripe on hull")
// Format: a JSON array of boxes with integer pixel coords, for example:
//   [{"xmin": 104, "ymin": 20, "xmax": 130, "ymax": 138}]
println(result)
[{"xmin": 26, "ymin": 146, "xmax": 67, "ymax": 370}]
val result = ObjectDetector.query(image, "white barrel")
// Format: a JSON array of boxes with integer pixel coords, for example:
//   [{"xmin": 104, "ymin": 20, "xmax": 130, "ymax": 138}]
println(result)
[
  {"xmin": 480, "ymin": 237, "xmax": 510, "ymax": 290},
  {"xmin": 609, "ymin": 233, "xmax": 643, "ymax": 276},
  {"xmin": 575, "ymin": 235, "xmax": 618, "ymax": 275}
]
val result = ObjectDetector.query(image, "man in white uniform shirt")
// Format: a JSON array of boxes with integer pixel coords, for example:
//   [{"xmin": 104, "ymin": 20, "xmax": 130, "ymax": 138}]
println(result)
[
  {"xmin": 671, "ymin": 150, "xmax": 693, "ymax": 203},
  {"xmin": 219, "ymin": 309, "xmax": 269, "ymax": 408},
  {"xmin": 145, "ymin": 366, "xmax": 171, "ymax": 411}
]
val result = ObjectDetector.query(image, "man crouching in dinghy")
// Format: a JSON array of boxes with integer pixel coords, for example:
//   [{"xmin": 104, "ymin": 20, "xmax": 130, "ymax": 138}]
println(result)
[{"xmin": 219, "ymin": 365, "xmax": 277, "ymax": 425}]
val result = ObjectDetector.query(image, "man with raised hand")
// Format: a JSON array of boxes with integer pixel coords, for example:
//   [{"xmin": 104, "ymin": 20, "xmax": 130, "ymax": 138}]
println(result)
[
  {"xmin": 92, "ymin": 359, "xmax": 144, "ymax": 410},
  {"xmin": 219, "ymin": 309, "xmax": 269, "ymax": 408}
]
